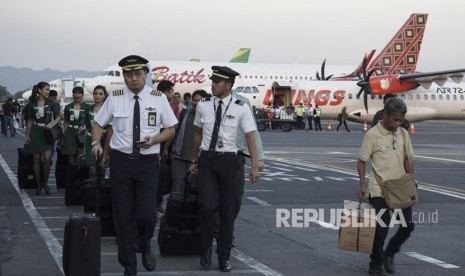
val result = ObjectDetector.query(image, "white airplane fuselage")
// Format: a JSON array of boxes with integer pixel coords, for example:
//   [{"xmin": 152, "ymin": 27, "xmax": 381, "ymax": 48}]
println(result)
[{"xmin": 84, "ymin": 61, "xmax": 465, "ymax": 123}]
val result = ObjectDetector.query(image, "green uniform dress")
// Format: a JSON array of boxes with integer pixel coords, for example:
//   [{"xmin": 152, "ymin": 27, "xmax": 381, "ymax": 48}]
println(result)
[
  {"xmin": 26, "ymin": 99, "xmax": 60, "ymax": 153},
  {"xmin": 84, "ymin": 104, "xmax": 108, "ymax": 166},
  {"xmin": 61, "ymin": 102, "xmax": 89, "ymax": 155}
]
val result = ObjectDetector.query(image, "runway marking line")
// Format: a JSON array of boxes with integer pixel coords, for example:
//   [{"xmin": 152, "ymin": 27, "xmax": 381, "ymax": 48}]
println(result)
[
  {"xmin": 1, "ymin": 155, "xmax": 282, "ymax": 276},
  {"xmin": 0, "ymin": 155, "xmax": 65, "ymax": 275},
  {"xmin": 403, "ymin": 252, "xmax": 460, "ymax": 269}
]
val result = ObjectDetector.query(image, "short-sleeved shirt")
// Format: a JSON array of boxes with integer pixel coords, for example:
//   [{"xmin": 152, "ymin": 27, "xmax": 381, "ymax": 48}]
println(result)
[
  {"xmin": 194, "ymin": 94, "xmax": 256, "ymax": 153},
  {"xmin": 27, "ymin": 99, "xmax": 60, "ymax": 124},
  {"xmin": 359, "ymin": 122, "xmax": 414, "ymax": 197},
  {"xmin": 64, "ymin": 102, "xmax": 88, "ymax": 128},
  {"xmin": 94, "ymin": 85, "xmax": 178, "ymax": 155}
]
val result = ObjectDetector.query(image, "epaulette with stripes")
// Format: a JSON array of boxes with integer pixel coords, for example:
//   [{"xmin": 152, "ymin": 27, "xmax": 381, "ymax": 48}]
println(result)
[
  {"xmin": 201, "ymin": 97, "xmax": 211, "ymax": 102},
  {"xmin": 234, "ymin": 99, "xmax": 245, "ymax": 106},
  {"xmin": 112, "ymin": 89, "xmax": 124, "ymax": 96},
  {"xmin": 151, "ymin": 89, "xmax": 163, "ymax": 96}
]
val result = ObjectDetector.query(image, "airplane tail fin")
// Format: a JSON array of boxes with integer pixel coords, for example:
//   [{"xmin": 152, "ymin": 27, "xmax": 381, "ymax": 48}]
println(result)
[
  {"xmin": 230, "ymin": 48, "xmax": 251, "ymax": 63},
  {"xmin": 368, "ymin": 13, "xmax": 428, "ymax": 75}
]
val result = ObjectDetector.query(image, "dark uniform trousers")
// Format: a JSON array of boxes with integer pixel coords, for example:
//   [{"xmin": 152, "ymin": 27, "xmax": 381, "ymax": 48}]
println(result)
[
  {"xmin": 110, "ymin": 150, "xmax": 159, "ymax": 275},
  {"xmin": 198, "ymin": 151, "xmax": 240, "ymax": 260},
  {"xmin": 369, "ymin": 196, "xmax": 415, "ymax": 267}
]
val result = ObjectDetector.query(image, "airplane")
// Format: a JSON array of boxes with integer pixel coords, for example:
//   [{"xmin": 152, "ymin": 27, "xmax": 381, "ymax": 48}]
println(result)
[
  {"xmin": 21, "ymin": 48, "xmax": 252, "ymax": 104},
  {"xmin": 82, "ymin": 13, "xmax": 465, "ymax": 125}
]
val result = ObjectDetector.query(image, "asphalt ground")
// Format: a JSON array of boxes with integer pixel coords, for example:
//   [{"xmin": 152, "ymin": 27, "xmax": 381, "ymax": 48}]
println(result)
[{"xmin": 0, "ymin": 120, "xmax": 464, "ymax": 276}]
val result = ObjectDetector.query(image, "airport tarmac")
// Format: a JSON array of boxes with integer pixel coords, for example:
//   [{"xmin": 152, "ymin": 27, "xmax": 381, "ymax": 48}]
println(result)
[{"xmin": 0, "ymin": 120, "xmax": 464, "ymax": 276}]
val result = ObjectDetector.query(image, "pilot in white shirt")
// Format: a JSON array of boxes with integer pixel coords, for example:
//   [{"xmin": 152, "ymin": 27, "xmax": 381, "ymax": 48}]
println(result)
[{"xmin": 189, "ymin": 66, "xmax": 260, "ymax": 273}]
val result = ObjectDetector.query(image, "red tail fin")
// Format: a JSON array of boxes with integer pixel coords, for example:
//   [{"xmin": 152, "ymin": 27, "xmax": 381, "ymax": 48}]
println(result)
[{"xmin": 368, "ymin": 13, "xmax": 428, "ymax": 75}]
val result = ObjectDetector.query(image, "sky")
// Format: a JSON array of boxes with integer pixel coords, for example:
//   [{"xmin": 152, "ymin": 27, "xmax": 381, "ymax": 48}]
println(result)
[{"xmin": 1, "ymin": 0, "xmax": 464, "ymax": 72}]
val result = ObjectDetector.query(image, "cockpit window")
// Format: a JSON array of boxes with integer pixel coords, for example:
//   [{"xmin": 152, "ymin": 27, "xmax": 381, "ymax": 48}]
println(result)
[
  {"xmin": 252, "ymin": 87, "xmax": 259, "ymax": 94},
  {"xmin": 233, "ymin": 87, "xmax": 244, "ymax": 93},
  {"xmin": 115, "ymin": 71, "xmax": 121, "ymax": 77},
  {"xmin": 243, "ymin": 87, "xmax": 252, "ymax": 94}
]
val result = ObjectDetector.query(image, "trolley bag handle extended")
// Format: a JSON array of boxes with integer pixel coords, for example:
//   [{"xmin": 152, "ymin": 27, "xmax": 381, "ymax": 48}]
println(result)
[{"xmin": 96, "ymin": 155, "xmax": 101, "ymax": 217}]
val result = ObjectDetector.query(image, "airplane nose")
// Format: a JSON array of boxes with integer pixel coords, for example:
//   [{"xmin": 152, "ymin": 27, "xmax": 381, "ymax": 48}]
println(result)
[
  {"xmin": 86, "ymin": 81, "xmax": 96, "ymax": 94},
  {"xmin": 22, "ymin": 90, "xmax": 32, "ymax": 100}
]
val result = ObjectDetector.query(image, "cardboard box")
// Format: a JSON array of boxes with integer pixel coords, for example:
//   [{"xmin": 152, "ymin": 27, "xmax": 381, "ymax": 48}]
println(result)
[{"xmin": 338, "ymin": 202, "xmax": 376, "ymax": 254}]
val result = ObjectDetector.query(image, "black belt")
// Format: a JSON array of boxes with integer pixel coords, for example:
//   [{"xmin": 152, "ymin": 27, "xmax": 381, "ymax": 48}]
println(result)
[
  {"xmin": 112, "ymin": 149, "xmax": 159, "ymax": 160},
  {"xmin": 202, "ymin": 150, "xmax": 237, "ymax": 156}
]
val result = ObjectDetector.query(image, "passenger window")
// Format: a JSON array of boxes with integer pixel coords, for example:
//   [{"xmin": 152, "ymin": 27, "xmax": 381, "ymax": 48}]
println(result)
[
  {"xmin": 416, "ymin": 94, "xmax": 420, "ymax": 100},
  {"xmin": 460, "ymin": 95, "xmax": 464, "ymax": 100},
  {"xmin": 446, "ymin": 95, "xmax": 450, "ymax": 100},
  {"xmin": 453, "ymin": 95, "xmax": 457, "ymax": 100},
  {"xmin": 408, "ymin": 94, "xmax": 413, "ymax": 100},
  {"xmin": 371, "ymin": 95, "xmax": 375, "ymax": 99},
  {"xmin": 424, "ymin": 94, "xmax": 428, "ymax": 100},
  {"xmin": 439, "ymin": 95, "xmax": 443, "ymax": 100},
  {"xmin": 400, "ymin": 94, "xmax": 405, "ymax": 100},
  {"xmin": 432, "ymin": 95, "xmax": 435, "ymax": 100}
]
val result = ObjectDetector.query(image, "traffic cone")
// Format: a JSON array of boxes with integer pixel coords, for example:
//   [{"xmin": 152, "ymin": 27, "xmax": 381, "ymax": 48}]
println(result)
[
  {"xmin": 410, "ymin": 123, "xmax": 415, "ymax": 135},
  {"xmin": 327, "ymin": 120, "xmax": 332, "ymax": 131},
  {"xmin": 363, "ymin": 121, "xmax": 368, "ymax": 132}
]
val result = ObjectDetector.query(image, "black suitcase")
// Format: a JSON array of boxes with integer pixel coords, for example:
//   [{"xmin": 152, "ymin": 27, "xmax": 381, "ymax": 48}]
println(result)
[
  {"xmin": 17, "ymin": 147, "xmax": 41, "ymax": 190},
  {"xmin": 81, "ymin": 177, "xmax": 115, "ymax": 237},
  {"xmin": 158, "ymin": 174, "xmax": 201, "ymax": 256},
  {"xmin": 65, "ymin": 160, "xmax": 89, "ymax": 206},
  {"xmin": 62, "ymin": 213, "xmax": 101, "ymax": 276},
  {"xmin": 55, "ymin": 148, "xmax": 68, "ymax": 190}
]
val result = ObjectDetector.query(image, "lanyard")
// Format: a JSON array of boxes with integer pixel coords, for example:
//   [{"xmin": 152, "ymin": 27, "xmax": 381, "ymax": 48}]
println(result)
[{"xmin": 214, "ymin": 97, "xmax": 233, "ymax": 122}]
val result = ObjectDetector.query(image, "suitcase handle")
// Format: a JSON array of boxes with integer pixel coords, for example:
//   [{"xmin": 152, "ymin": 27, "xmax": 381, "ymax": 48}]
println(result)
[{"xmin": 96, "ymin": 155, "xmax": 101, "ymax": 217}]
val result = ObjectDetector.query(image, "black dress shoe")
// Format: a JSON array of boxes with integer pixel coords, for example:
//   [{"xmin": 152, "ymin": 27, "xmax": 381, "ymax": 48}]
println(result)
[
  {"xmin": 219, "ymin": 259, "xmax": 232, "ymax": 272},
  {"xmin": 200, "ymin": 248, "xmax": 212, "ymax": 269},
  {"xmin": 141, "ymin": 248, "xmax": 156, "ymax": 271},
  {"xmin": 43, "ymin": 184, "xmax": 51, "ymax": 195},
  {"xmin": 368, "ymin": 264, "xmax": 387, "ymax": 276},
  {"xmin": 384, "ymin": 255, "xmax": 395, "ymax": 274}
]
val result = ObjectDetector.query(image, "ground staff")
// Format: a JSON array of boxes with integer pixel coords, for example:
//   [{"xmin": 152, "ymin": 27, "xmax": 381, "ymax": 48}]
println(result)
[
  {"xmin": 190, "ymin": 66, "xmax": 260, "ymax": 273},
  {"xmin": 92, "ymin": 55, "xmax": 177, "ymax": 276}
]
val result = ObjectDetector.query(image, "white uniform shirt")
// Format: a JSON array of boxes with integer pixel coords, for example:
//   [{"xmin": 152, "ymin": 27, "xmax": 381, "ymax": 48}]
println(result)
[
  {"xmin": 194, "ymin": 94, "xmax": 256, "ymax": 153},
  {"xmin": 94, "ymin": 85, "xmax": 178, "ymax": 155}
]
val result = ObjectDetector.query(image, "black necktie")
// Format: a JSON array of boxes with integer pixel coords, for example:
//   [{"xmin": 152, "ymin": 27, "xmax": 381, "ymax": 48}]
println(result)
[
  {"xmin": 208, "ymin": 100, "xmax": 222, "ymax": 155},
  {"xmin": 132, "ymin": 95, "xmax": 140, "ymax": 157}
]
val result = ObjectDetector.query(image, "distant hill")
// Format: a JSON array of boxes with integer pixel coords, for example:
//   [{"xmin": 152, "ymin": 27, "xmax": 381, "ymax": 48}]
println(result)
[{"xmin": 0, "ymin": 66, "xmax": 100, "ymax": 94}]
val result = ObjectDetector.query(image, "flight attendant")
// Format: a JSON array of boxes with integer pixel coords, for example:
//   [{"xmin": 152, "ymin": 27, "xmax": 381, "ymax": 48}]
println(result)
[
  {"xmin": 61, "ymin": 87, "xmax": 89, "ymax": 161},
  {"xmin": 24, "ymin": 82, "xmax": 61, "ymax": 195},
  {"xmin": 84, "ymin": 85, "xmax": 108, "ymax": 178},
  {"xmin": 190, "ymin": 66, "xmax": 260, "ymax": 272}
]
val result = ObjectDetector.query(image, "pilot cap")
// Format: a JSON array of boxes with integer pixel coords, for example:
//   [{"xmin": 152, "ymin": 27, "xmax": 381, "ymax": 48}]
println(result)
[
  {"xmin": 210, "ymin": 66, "xmax": 240, "ymax": 82},
  {"xmin": 118, "ymin": 55, "xmax": 149, "ymax": 73}
]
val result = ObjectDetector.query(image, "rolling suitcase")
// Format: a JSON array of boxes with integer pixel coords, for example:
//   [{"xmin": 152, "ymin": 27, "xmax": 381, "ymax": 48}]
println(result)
[
  {"xmin": 80, "ymin": 165, "xmax": 115, "ymax": 237},
  {"xmin": 158, "ymin": 174, "xmax": 201, "ymax": 256},
  {"xmin": 63, "ymin": 157, "xmax": 105, "ymax": 275},
  {"xmin": 63, "ymin": 213, "xmax": 101, "ymax": 276},
  {"xmin": 65, "ymin": 159, "xmax": 89, "ymax": 206},
  {"xmin": 17, "ymin": 147, "xmax": 41, "ymax": 190},
  {"xmin": 55, "ymin": 148, "xmax": 68, "ymax": 190}
]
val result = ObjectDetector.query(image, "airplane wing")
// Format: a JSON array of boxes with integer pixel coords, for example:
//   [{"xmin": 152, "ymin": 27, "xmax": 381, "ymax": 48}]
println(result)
[{"xmin": 398, "ymin": 68, "xmax": 465, "ymax": 89}]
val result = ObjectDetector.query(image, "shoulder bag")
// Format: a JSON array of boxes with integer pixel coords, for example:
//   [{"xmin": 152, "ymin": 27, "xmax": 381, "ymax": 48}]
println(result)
[{"xmin": 374, "ymin": 130, "xmax": 418, "ymax": 209}]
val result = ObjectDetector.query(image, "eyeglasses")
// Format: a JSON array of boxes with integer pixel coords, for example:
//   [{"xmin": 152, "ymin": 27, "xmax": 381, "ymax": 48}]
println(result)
[{"xmin": 392, "ymin": 134, "xmax": 397, "ymax": 150}]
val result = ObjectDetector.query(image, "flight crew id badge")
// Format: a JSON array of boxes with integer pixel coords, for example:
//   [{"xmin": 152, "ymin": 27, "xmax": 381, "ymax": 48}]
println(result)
[
  {"xmin": 218, "ymin": 137, "xmax": 224, "ymax": 148},
  {"xmin": 148, "ymin": 112, "xmax": 157, "ymax": 126}
]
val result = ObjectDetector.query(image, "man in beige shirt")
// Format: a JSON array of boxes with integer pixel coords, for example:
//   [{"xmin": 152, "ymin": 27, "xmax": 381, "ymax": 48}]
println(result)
[{"xmin": 358, "ymin": 97, "xmax": 415, "ymax": 276}]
